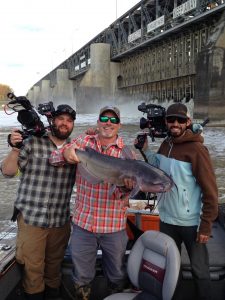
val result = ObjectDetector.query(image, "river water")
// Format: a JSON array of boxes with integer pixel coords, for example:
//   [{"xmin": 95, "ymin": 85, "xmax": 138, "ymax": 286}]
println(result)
[{"xmin": 0, "ymin": 111, "xmax": 225, "ymax": 221}]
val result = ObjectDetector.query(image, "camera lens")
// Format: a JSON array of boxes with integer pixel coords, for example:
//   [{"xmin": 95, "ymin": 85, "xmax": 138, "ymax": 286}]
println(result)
[{"xmin": 140, "ymin": 117, "xmax": 149, "ymax": 129}]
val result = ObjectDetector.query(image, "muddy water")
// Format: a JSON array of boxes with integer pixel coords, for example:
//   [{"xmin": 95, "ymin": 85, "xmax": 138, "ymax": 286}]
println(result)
[{"xmin": 0, "ymin": 112, "xmax": 224, "ymax": 220}]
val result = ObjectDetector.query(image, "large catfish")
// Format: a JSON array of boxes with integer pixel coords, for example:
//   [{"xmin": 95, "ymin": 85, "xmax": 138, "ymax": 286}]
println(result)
[{"xmin": 76, "ymin": 147, "xmax": 173, "ymax": 197}]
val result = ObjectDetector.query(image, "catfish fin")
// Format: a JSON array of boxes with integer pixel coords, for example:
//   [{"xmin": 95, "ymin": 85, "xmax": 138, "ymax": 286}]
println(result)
[
  {"xmin": 77, "ymin": 163, "xmax": 103, "ymax": 184},
  {"xmin": 121, "ymin": 146, "xmax": 135, "ymax": 159},
  {"xmin": 109, "ymin": 184, "xmax": 117, "ymax": 196},
  {"xmin": 129, "ymin": 185, "xmax": 141, "ymax": 199}
]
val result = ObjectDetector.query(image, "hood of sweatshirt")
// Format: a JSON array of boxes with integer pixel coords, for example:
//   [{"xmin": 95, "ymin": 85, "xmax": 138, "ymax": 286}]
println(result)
[{"xmin": 168, "ymin": 129, "xmax": 204, "ymax": 144}]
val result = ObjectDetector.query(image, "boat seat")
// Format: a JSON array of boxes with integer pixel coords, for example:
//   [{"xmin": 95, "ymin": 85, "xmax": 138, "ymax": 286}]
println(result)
[{"xmin": 104, "ymin": 230, "xmax": 180, "ymax": 300}]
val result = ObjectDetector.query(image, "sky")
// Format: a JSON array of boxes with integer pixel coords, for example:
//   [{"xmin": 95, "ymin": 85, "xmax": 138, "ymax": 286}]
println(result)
[{"xmin": 0, "ymin": 0, "xmax": 139, "ymax": 96}]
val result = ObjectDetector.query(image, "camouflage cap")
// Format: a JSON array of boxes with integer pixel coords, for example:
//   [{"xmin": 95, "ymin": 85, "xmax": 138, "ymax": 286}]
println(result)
[{"xmin": 99, "ymin": 105, "xmax": 120, "ymax": 119}]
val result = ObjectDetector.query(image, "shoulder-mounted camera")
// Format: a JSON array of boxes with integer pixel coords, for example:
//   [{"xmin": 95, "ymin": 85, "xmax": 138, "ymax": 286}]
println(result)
[
  {"xmin": 135, "ymin": 102, "xmax": 210, "ymax": 150},
  {"xmin": 5, "ymin": 93, "xmax": 55, "ymax": 148},
  {"xmin": 137, "ymin": 102, "xmax": 167, "ymax": 143}
]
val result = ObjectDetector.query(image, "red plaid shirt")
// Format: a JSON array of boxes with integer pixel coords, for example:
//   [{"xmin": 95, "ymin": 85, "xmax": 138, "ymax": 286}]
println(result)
[{"xmin": 50, "ymin": 134, "xmax": 135, "ymax": 233}]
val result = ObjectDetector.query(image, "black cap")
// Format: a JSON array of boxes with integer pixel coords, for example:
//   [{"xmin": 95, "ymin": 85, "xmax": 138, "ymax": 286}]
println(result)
[
  {"xmin": 166, "ymin": 103, "xmax": 190, "ymax": 119},
  {"xmin": 53, "ymin": 104, "xmax": 76, "ymax": 120}
]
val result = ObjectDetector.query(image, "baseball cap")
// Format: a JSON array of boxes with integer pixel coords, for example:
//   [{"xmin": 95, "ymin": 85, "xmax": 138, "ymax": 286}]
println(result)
[
  {"xmin": 54, "ymin": 104, "xmax": 76, "ymax": 120},
  {"xmin": 166, "ymin": 103, "xmax": 190, "ymax": 119},
  {"xmin": 99, "ymin": 105, "xmax": 120, "ymax": 119}
]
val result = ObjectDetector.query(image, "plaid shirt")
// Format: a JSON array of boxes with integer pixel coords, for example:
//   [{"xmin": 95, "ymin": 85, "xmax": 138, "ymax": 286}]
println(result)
[
  {"xmin": 51, "ymin": 134, "xmax": 134, "ymax": 233},
  {"xmin": 15, "ymin": 135, "xmax": 76, "ymax": 227}
]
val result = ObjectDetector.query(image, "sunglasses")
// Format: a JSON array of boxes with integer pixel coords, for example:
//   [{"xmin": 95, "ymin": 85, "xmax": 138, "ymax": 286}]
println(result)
[
  {"xmin": 166, "ymin": 116, "xmax": 187, "ymax": 124},
  {"xmin": 99, "ymin": 116, "xmax": 120, "ymax": 124}
]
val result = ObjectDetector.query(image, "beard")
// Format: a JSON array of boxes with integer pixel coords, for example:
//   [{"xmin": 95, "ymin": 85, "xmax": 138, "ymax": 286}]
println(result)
[
  {"xmin": 98, "ymin": 125, "xmax": 118, "ymax": 139},
  {"xmin": 168, "ymin": 126, "xmax": 185, "ymax": 137},
  {"xmin": 51, "ymin": 125, "xmax": 73, "ymax": 140}
]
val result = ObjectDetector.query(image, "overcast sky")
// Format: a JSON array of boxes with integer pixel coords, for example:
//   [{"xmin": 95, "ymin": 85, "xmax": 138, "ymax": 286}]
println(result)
[{"xmin": 0, "ymin": 0, "xmax": 139, "ymax": 96}]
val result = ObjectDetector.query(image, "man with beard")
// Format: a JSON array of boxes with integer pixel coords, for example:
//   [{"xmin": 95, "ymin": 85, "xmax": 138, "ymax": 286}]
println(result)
[
  {"xmin": 1, "ymin": 104, "xmax": 76, "ymax": 300},
  {"xmin": 139, "ymin": 103, "xmax": 218, "ymax": 300}
]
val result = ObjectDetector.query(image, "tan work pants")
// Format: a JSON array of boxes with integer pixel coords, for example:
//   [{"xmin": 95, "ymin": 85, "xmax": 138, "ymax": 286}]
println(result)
[{"xmin": 16, "ymin": 214, "xmax": 70, "ymax": 294}]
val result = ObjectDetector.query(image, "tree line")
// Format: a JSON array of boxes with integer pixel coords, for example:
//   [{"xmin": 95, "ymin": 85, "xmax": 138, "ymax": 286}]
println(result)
[
  {"xmin": 0, "ymin": 83, "xmax": 12, "ymax": 99},
  {"xmin": 0, "ymin": 84, "xmax": 13, "ymax": 109}
]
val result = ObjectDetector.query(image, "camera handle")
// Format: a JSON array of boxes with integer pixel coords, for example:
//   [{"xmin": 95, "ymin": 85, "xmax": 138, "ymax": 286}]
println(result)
[
  {"xmin": 149, "ymin": 129, "xmax": 155, "ymax": 142},
  {"xmin": 135, "ymin": 133, "xmax": 149, "ymax": 162},
  {"xmin": 139, "ymin": 149, "xmax": 148, "ymax": 162}
]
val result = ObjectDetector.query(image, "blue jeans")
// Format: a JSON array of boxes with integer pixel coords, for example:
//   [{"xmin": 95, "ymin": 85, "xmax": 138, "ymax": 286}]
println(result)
[
  {"xmin": 70, "ymin": 224, "xmax": 128, "ymax": 287},
  {"xmin": 160, "ymin": 221, "xmax": 212, "ymax": 300}
]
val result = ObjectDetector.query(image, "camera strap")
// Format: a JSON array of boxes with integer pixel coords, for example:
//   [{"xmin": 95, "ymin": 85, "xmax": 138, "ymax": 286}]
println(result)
[{"xmin": 139, "ymin": 149, "xmax": 148, "ymax": 162}]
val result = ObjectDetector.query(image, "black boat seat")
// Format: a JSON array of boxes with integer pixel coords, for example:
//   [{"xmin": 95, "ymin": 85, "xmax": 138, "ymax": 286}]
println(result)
[{"xmin": 104, "ymin": 230, "xmax": 180, "ymax": 300}]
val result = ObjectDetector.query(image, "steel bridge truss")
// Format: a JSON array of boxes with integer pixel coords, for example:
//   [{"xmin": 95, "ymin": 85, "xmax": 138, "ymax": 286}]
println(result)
[{"xmin": 40, "ymin": 0, "xmax": 225, "ymax": 102}]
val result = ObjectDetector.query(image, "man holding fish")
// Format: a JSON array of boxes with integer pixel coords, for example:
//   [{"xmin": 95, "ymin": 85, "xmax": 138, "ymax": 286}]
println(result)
[
  {"xmin": 50, "ymin": 103, "xmax": 173, "ymax": 299},
  {"xmin": 50, "ymin": 105, "xmax": 138, "ymax": 299},
  {"xmin": 50, "ymin": 103, "xmax": 176, "ymax": 299},
  {"xmin": 138, "ymin": 102, "xmax": 218, "ymax": 300}
]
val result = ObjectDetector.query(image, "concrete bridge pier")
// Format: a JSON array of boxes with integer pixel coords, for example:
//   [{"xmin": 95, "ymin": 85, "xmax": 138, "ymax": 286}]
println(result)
[
  {"xmin": 27, "ymin": 88, "xmax": 34, "ymax": 106},
  {"xmin": 76, "ymin": 43, "xmax": 120, "ymax": 113},
  {"xmin": 28, "ymin": 69, "xmax": 75, "ymax": 110},
  {"xmin": 39, "ymin": 80, "xmax": 51, "ymax": 104},
  {"xmin": 33, "ymin": 86, "xmax": 41, "ymax": 108},
  {"xmin": 28, "ymin": 43, "xmax": 121, "ymax": 113},
  {"xmin": 195, "ymin": 11, "xmax": 225, "ymax": 123},
  {"xmin": 51, "ymin": 69, "xmax": 74, "ymax": 109}
]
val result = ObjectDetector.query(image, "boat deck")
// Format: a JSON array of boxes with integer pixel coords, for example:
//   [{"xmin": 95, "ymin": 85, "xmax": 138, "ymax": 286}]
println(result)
[
  {"xmin": 59, "ymin": 218, "xmax": 225, "ymax": 300},
  {"xmin": 1, "ymin": 214, "xmax": 225, "ymax": 300}
]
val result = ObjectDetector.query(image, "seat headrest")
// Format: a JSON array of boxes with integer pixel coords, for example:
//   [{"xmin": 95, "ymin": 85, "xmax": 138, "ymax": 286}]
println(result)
[{"xmin": 127, "ymin": 230, "xmax": 180, "ymax": 300}]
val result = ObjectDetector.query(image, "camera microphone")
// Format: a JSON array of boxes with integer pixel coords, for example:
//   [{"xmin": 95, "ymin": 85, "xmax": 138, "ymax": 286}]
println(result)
[{"xmin": 7, "ymin": 92, "xmax": 18, "ymax": 104}]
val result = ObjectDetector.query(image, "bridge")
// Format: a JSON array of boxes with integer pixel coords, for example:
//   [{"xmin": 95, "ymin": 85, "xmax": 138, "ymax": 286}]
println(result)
[{"xmin": 27, "ymin": 0, "xmax": 225, "ymax": 123}]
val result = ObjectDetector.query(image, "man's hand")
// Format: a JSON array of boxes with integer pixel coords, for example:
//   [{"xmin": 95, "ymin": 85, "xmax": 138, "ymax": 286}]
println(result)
[
  {"xmin": 134, "ymin": 134, "xmax": 148, "ymax": 151},
  {"xmin": 123, "ymin": 178, "xmax": 136, "ymax": 190},
  {"xmin": 63, "ymin": 145, "xmax": 80, "ymax": 164},
  {"xmin": 196, "ymin": 232, "xmax": 210, "ymax": 243},
  {"xmin": 85, "ymin": 127, "xmax": 99, "ymax": 135},
  {"xmin": 9, "ymin": 129, "xmax": 23, "ymax": 147}
]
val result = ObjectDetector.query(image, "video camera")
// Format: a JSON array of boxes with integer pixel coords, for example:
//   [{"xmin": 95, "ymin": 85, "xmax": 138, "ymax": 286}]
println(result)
[
  {"xmin": 135, "ymin": 102, "xmax": 167, "ymax": 149},
  {"xmin": 135, "ymin": 102, "xmax": 210, "ymax": 150},
  {"xmin": 6, "ymin": 93, "xmax": 55, "ymax": 148}
]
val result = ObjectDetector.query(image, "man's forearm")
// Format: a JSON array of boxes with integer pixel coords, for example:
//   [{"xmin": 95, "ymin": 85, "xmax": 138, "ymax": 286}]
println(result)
[
  {"xmin": 143, "ymin": 149, "xmax": 159, "ymax": 167},
  {"xmin": 1, "ymin": 148, "xmax": 20, "ymax": 176}
]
